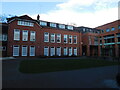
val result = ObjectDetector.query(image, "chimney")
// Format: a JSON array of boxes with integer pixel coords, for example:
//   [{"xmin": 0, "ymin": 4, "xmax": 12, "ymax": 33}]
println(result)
[{"xmin": 37, "ymin": 14, "xmax": 40, "ymax": 20}]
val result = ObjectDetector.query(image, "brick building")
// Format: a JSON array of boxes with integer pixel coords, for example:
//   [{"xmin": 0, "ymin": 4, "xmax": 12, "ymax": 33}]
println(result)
[{"xmin": 1, "ymin": 15, "xmax": 120, "ymax": 58}]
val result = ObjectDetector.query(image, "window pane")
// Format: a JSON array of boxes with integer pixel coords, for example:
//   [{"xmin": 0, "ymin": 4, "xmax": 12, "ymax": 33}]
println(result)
[
  {"xmin": 73, "ymin": 36, "xmax": 77, "ymax": 44},
  {"xmin": 56, "ymin": 34, "xmax": 61, "ymax": 43},
  {"xmin": 22, "ymin": 30, "xmax": 28, "ymax": 41},
  {"xmin": 13, "ymin": 46, "xmax": 19, "ymax": 56},
  {"xmin": 56, "ymin": 47, "xmax": 61, "ymax": 56},
  {"xmin": 50, "ymin": 33, "xmax": 55, "ymax": 43},
  {"xmin": 64, "ymin": 35, "xmax": 68, "ymax": 43},
  {"xmin": 14, "ymin": 29, "xmax": 20, "ymax": 41},
  {"xmin": 30, "ymin": 31, "xmax": 36, "ymax": 41},
  {"xmin": 50, "ymin": 47, "xmax": 55, "ymax": 56},
  {"xmin": 59, "ymin": 24, "xmax": 65, "ymax": 29},
  {"xmin": 44, "ymin": 32, "xmax": 49, "ymax": 42},
  {"xmin": 44, "ymin": 47, "xmax": 49, "ymax": 56},
  {"xmin": 22, "ymin": 46, "xmax": 27, "ymax": 56},
  {"xmin": 30, "ymin": 46, "xmax": 35, "ymax": 56}
]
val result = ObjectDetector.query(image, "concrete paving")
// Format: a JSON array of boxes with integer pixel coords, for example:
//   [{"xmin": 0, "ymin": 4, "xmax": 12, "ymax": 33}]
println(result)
[{"xmin": 2, "ymin": 59, "xmax": 120, "ymax": 88}]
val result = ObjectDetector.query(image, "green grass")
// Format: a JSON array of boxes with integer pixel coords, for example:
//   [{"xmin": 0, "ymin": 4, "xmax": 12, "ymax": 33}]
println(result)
[{"xmin": 19, "ymin": 59, "xmax": 120, "ymax": 74}]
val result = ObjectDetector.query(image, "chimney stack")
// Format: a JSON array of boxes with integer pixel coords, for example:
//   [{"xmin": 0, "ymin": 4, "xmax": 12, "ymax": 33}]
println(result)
[{"xmin": 37, "ymin": 14, "xmax": 40, "ymax": 20}]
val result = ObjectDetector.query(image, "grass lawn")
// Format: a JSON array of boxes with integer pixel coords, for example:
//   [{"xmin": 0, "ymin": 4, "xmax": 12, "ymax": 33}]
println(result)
[{"xmin": 19, "ymin": 58, "xmax": 120, "ymax": 74}]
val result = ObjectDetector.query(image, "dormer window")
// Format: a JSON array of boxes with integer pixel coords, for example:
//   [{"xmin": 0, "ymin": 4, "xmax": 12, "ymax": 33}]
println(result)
[
  {"xmin": 59, "ymin": 24, "xmax": 65, "ymax": 29},
  {"xmin": 18, "ymin": 20, "xmax": 34, "ymax": 27},
  {"xmin": 40, "ymin": 21, "xmax": 47, "ymax": 26},
  {"xmin": 50, "ymin": 23, "xmax": 56, "ymax": 27},
  {"xmin": 67, "ymin": 26, "xmax": 73, "ymax": 30},
  {"xmin": 106, "ymin": 28, "xmax": 110, "ymax": 32}
]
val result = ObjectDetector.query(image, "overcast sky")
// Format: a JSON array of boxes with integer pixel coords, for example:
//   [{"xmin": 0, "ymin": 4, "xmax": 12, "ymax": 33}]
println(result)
[{"xmin": 1, "ymin": 0, "xmax": 120, "ymax": 28}]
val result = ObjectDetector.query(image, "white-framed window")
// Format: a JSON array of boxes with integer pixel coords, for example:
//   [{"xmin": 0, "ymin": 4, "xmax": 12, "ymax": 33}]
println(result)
[
  {"xmin": 22, "ymin": 46, "xmax": 27, "ymax": 56},
  {"xmin": 74, "ymin": 47, "xmax": 77, "ymax": 56},
  {"xmin": 58, "ymin": 24, "xmax": 65, "ymax": 29},
  {"xmin": 69, "ymin": 35, "xmax": 72, "ymax": 44},
  {"xmin": 64, "ymin": 47, "xmax": 68, "ymax": 56},
  {"xmin": 2, "ymin": 34, "xmax": 7, "ymax": 41},
  {"xmin": 56, "ymin": 47, "xmax": 61, "ymax": 56},
  {"xmin": 44, "ymin": 46, "xmax": 49, "ymax": 56},
  {"xmin": 14, "ymin": 29, "xmax": 20, "ymax": 41},
  {"xmin": 73, "ymin": 35, "xmax": 77, "ymax": 44},
  {"xmin": 40, "ymin": 21, "xmax": 47, "ymax": 26},
  {"xmin": 69, "ymin": 47, "xmax": 72, "ymax": 56},
  {"xmin": 67, "ymin": 26, "xmax": 73, "ymax": 30},
  {"xmin": 64, "ymin": 35, "xmax": 68, "ymax": 43},
  {"xmin": 30, "ymin": 46, "xmax": 35, "ymax": 56},
  {"xmin": 30, "ymin": 31, "xmax": 36, "ymax": 41},
  {"xmin": 50, "ymin": 23, "xmax": 56, "ymax": 28},
  {"xmin": 18, "ymin": 20, "xmax": 34, "ymax": 27},
  {"xmin": 50, "ymin": 33, "xmax": 55, "ymax": 43},
  {"xmin": 22, "ymin": 30, "xmax": 28, "ymax": 41},
  {"xmin": 44, "ymin": 32, "xmax": 49, "ymax": 42},
  {"xmin": 13, "ymin": 45, "xmax": 19, "ymax": 56},
  {"xmin": 56, "ymin": 34, "xmax": 61, "ymax": 43},
  {"xmin": 50, "ymin": 47, "xmax": 55, "ymax": 56}
]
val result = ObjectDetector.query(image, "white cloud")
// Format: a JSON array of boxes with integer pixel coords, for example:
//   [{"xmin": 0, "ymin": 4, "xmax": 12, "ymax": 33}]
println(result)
[{"xmin": 30, "ymin": 0, "xmax": 119, "ymax": 28}]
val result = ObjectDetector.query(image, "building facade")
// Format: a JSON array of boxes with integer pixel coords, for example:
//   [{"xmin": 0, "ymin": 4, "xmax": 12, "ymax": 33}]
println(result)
[{"xmin": 1, "ymin": 15, "xmax": 120, "ymax": 57}]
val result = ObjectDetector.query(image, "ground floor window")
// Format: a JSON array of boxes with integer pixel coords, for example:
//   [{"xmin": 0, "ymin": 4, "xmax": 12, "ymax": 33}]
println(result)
[
  {"xmin": 64, "ymin": 47, "xmax": 68, "ymax": 56},
  {"xmin": 13, "ymin": 45, "xmax": 19, "ymax": 56},
  {"xmin": 30, "ymin": 46, "xmax": 35, "ymax": 56},
  {"xmin": 22, "ymin": 46, "xmax": 27, "ymax": 56},
  {"xmin": 56, "ymin": 47, "xmax": 61, "ymax": 56},
  {"xmin": 44, "ymin": 46, "xmax": 49, "ymax": 56},
  {"xmin": 69, "ymin": 47, "xmax": 72, "ymax": 56},
  {"xmin": 50, "ymin": 47, "xmax": 55, "ymax": 56},
  {"xmin": 74, "ymin": 47, "xmax": 77, "ymax": 56}
]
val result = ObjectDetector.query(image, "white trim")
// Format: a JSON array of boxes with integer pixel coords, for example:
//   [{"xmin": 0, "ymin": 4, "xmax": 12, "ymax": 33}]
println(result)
[
  {"xmin": 74, "ymin": 47, "xmax": 77, "ymax": 56},
  {"xmin": 64, "ymin": 35, "xmax": 68, "ymax": 43}
]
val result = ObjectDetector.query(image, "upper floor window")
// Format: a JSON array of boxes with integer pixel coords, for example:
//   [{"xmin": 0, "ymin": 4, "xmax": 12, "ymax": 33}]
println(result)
[
  {"xmin": 59, "ymin": 24, "xmax": 65, "ymax": 29},
  {"xmin": 106, "ymin": 28, "xmax": 110, "ymax": 32},
  {"xmin": 14, "ymin": 29, "xmax": 20, "ymax": 41},
  {"xmin": 56, "ymin": 34, "xmax": 61, "ymax": 43},
  {"xmin": 69, "ymin": 35, "xmax": 72, "ymax": 44},
  {"xmin": 22, "ymin": 30, "xmax": 28, "ymax": 41},
  {"xmin": 67, "ymin": 26, "xmax": 73, "ymax": 30},
  {"xmin": 50, "ymin": 33, "xmax": 55, "ymax": 43},
  {"xmin": 73, "ymin": 36, "xmax": 77, "ymax": 44},
  {"xmin": 30, "ymin": 31, "xmax": 36, "ymax": 41},
  {"xmin": 18, "ymin": 20, "xmax": 34, "ymax": 27},
  {"xmin": 64, "ymin": 35, "xmax": 68, "ymax": 43},
  {"xmin": 118, "ymin": 25, "xmax": 120, "ymax": 29},
  {"xmin": 40, "ymin": 21, "xmax": 47, "ymax": 26},
  {"xmin": 44, "ymin": 32, "xmax": 49, "ymax": 42},
  {"xmin": 0, "ymin": 34, "xmax": 7, "ymax": 41},
  {"xmin": 50, "ymin": 23, "xmax": 56, "ymax": 28},
  {"xmin": 111, "ymin": 27, "xmax": 115, "ymax": 31},
  {"xmin": 101, "ymin": 30, "xmax": 104, "ymax": 33}
]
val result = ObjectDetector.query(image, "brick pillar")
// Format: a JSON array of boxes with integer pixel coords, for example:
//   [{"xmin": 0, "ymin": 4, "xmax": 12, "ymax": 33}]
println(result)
[
  {"xmin": 87, "ymin": 45, "xmax": 90, "ymax": 56},
  {"xmin": 98, "ymin": 45, "xmax": 101, "ymax": 56},
  {"xmin": 115, "ymin": 34, "xmax": 118, "ymax": 57}
]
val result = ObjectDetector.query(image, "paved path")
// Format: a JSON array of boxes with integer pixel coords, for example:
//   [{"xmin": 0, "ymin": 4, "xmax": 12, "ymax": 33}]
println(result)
[{"xmin": 2, "ymin": 59, "xmax": 120, "ymax": 88}]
